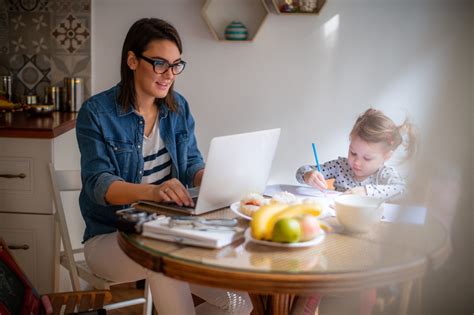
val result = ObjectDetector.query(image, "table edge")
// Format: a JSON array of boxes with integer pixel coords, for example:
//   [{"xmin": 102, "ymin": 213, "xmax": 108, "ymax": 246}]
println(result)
[{"xmin": 118, "ymin": 232, "xmax": 428, "ymax": 295}]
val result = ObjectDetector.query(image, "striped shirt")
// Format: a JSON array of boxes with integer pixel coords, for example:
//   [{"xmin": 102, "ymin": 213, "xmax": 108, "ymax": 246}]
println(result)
[{"xmin": 141, "ymin": 119, "xmax": 172, "ymax": 185}]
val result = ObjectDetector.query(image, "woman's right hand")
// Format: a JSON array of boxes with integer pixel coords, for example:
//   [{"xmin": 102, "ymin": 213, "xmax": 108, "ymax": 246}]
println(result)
[
  {"xmin": 304, "ymin": 171, "xmax": 328, "ymax": 191},
  {"xmin": 153, "ymin": 178, "xmax": 194, "ymax": 207}
]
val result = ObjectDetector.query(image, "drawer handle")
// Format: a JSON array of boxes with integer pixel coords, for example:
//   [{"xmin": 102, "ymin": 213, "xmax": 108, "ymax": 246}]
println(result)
[
  {"xmin": 8, "ymin": 244, "xmax": 30, "ymax": 250},
  {"xmin": 0, "ymin": 173, "xmax": 27, "ymax": 179}
]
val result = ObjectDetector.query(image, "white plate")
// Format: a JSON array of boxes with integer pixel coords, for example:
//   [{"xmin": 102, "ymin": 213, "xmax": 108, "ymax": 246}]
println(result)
[
  {"xmin": 244, "ymin": 228, "xmax": 325, "ymax": 248},
  {"xmin": 230, "ymin": 202, "xmax": 252, "ymax": 220}
]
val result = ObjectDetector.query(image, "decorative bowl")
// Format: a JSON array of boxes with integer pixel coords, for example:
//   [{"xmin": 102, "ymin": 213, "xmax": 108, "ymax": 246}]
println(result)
[
  {"xmin": 24, "ymin": 104, "xmax": 55, "ymax": 115},
  {"xmin": 334, "ymin": 195, "xmax": 384, "ymax": 233}
]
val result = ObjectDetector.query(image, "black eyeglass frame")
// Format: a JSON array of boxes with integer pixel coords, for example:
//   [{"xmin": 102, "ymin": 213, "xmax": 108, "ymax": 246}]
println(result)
[{"xmin": 136, "ymin": 53, "xmax": 187, "ymax": 75}]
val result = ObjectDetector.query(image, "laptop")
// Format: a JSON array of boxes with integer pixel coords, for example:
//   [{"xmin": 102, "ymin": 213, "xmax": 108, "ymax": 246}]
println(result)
[{"xmin": 140, "ymin": 128, "xmax": 281, "ymax": 215}]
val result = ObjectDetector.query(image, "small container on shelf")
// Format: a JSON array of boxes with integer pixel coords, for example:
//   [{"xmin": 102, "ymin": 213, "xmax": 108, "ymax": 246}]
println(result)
[
  {"xmin": 299, "ymin": 0, "xmax": 318, "ymax": 12},
  {"xmin": 64, "ymin": 77, "xmax": 83, "ymax": 112},
  {"xmin": 22, "ymin": 94, "xmax": 38, "ymax": 105},
  {"xmin": 224, "ymin": 21, "xmax": 249, "ymax": 41},
  {"xmin": 0, "ymin": 76, "xmax": 12, "ymax": 102},
  {"xmin": 279, "ymin": 0, "xmax": 297, "ymax": 13},
  {"xmin": 272, "ymin": 0, "xmax": 326, "ymax": 14},
  {"xmin": 44, "ymin": 86, "xmax": 63, "ymax": 112}
]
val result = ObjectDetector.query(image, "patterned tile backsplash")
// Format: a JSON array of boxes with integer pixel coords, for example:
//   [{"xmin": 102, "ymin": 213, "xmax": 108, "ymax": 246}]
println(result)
[{"xmin": 0, "ymin": 0, "xmax": 91, "ymax": 103}]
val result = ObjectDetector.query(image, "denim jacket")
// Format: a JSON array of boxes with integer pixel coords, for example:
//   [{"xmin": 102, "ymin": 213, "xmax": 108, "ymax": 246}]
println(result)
[{"xmin": 76, "ymin": 84, "xmax": 204, "ymax": 242}]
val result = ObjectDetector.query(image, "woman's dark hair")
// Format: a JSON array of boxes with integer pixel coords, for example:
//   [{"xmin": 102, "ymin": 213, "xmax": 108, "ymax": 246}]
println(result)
[{"xmin": 118, "ymin": 18, "xmax": 183, "ymax": 112}]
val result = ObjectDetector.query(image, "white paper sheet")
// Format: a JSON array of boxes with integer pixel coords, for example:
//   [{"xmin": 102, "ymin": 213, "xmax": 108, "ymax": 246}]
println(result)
[
  {"xmin": 264, "ymin": 184, "xmax": 342, "ymax": 198},
  {"xmin": 381, "ymin": 203, "xmax": 427, "ymax": 225}
]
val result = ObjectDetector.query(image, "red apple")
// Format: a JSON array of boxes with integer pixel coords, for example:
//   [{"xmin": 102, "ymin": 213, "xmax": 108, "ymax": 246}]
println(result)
[{"xmin": 299, "ymin": 214, "xmax": 322, "ymax": 241}]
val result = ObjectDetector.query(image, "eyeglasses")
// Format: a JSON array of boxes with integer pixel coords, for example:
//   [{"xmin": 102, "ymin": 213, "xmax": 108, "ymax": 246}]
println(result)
[{"xmin": 137, "ymin": 53, "xmax": 186, "ymax": 75}]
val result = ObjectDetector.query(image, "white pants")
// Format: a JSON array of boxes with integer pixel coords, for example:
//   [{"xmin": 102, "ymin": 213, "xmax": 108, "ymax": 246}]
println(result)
[{"xmin": 84, "ymin": 232, "xmax": 252, "ymax": 315}]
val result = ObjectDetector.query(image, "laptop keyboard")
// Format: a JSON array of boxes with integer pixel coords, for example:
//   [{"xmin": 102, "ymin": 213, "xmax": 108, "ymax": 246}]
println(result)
[{"xmin": 167, "ymin": 196, "xmax": 198, "ymax": 209}]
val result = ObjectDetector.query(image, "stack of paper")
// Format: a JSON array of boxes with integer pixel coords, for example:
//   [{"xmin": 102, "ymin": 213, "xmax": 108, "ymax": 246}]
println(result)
[{"xmin": 142, "ymin": 217, "xmax": 244, "ymax": 249}]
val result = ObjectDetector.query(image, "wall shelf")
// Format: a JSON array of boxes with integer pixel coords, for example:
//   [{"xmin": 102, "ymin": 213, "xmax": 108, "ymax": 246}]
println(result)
[{"xmin": 201, "ymin": 0, "xmax": 269, "ymax": 42}]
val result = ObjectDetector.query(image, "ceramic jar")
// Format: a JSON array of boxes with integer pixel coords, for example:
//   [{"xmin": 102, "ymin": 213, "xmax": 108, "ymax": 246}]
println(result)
[{"xmin": 224, "ymin": 21, "xmax": 248, "ymax": 41}]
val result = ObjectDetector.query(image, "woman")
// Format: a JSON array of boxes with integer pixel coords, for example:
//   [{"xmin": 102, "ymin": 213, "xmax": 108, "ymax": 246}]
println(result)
[{"xmin": 76, "ymin": 18, "xmax": 252, "ymax": 314}]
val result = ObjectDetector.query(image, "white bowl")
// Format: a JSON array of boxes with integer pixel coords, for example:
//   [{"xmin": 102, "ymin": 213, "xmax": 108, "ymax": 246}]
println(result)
[{"xmin": 334, "ymin": 195, "xmax": 384, "ymax": 233}]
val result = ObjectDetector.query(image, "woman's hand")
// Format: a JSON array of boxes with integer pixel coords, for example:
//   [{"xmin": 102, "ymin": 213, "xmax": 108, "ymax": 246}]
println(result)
[
  {"xmin": 344, "ymin": 186, "xmax": 367, "ymax": 196},
  {"xmin": 154, "ymin": 178, "xmax": 194, "ymax": 207},
  {"xmin": 303, "ymin": 171, "xmax": 328, "ymax": 191},
  {"xmin": 193, "ymin": 169, "xmax": 204, "ymax": 187}
]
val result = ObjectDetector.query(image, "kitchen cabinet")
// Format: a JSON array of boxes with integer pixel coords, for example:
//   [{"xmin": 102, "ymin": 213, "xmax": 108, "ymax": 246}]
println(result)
[
  {"xmin": 0, "ymin": 212, "xmax": 56, "ymax": 294},
  {"xmin": 0, "ymin": 112, "xmax": 78, "ymax": 293}
]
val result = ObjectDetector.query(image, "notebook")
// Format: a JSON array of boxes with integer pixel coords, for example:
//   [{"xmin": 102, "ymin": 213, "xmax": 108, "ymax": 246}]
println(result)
[
  {"xmin": 140, "ymin": 128, "xmax": 281, "ymax": 215},
  {"xmin": 142, "ymin": 217, "xmax": 244, "ymax": 248}
]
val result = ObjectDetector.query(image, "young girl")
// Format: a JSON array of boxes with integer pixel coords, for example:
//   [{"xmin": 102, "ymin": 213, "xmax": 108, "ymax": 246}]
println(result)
[
  {"xmin": 296, "ymin": 108, "xmax": 416, "ymax": 199},
  {"xmin": 291, "ymin": 108, "xmax": 416, "ymax": 315}
]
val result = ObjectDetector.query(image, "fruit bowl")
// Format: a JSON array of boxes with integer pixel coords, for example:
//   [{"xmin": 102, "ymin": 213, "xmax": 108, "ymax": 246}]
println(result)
[{"xmin": 0, "ymin": 99, "xmax": 22, "ymax": 112}]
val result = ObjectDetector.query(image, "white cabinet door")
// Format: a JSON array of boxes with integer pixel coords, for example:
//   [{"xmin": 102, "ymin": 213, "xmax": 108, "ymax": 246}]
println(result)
[
  {"xmin": 0, "ymin": 212, "xmax": 57, "ymax": 294},
  {"xmin": 0, "ymin": 138, "xmax": 53, "ymax": 214}
]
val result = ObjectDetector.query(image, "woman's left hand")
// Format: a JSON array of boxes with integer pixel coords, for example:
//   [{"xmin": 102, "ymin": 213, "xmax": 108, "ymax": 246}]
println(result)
[{"xmin": 344, "ymin": 186, "xmax": 367, "ymax": 196}]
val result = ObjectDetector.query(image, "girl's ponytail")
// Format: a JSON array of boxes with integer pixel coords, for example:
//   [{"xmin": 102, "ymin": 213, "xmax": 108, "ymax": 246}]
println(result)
[{"xmin": 397, "ymin": 119, "xmax": 417, "ymax": 160}]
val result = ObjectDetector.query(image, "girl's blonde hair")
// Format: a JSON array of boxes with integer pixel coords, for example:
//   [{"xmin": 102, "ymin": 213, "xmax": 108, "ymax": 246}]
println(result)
[{"xmin": 350, "ymin": 108, "xmax": 417, "ymax": 159}]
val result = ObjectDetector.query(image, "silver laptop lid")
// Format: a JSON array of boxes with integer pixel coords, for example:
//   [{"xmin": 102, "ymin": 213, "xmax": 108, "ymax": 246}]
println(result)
[
  {"xmin": 139, "ymin": 128, "xmax": 281, "ymax": 215},
  {"xmin": 193, "ymin": 128, "xmax": 281, "ymax": 214}
]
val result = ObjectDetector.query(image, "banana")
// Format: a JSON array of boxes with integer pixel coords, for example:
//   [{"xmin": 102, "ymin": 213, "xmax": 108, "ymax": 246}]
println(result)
[
  {"xmin": 250, "ymin": 203, "xmax": 288, "ymax": 240},
  {"xmin": 0, "ymin": 99, "xmax": 15, "ymax": 108},
  {"xmin": 318, "ymin": 220, "xmax": 333, "ymax": 233},
  {"xmin": 263, "ymin": 203, "xmax": 322, "ymax": 240}
]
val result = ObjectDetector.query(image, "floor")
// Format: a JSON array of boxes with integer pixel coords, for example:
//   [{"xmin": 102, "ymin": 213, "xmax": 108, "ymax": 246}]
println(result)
[
  {"xmin": 106, "ymin": 282, "xmax": 205, "ymax": 315},
  {"xmin": 105, "ymin": 284, "xmax": 388, "ymax": 315}
]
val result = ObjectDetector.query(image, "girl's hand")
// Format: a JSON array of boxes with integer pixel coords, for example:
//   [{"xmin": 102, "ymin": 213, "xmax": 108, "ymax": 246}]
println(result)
[
  {"xmin": 153, "ymin": 178, "xmax": 194, "ymax": 207},
  {"xmin": 303, "ymin": 171, "xmax": 328, "ymax": 191},
  {"xmin": 344, "ymin": 186, "xmax": 367, "ymax": 196}
]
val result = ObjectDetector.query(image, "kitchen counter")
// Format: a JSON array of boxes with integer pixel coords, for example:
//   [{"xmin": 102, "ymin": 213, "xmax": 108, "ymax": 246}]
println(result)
[{"xmin": 0, "ymin": 111, "xmax": 77, "ymax": 138}]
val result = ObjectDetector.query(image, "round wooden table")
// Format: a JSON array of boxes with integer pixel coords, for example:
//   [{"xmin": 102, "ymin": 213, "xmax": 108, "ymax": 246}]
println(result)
[{"xmin": 118, "ymin": 203, "xmax": 450, "ymax": 315}]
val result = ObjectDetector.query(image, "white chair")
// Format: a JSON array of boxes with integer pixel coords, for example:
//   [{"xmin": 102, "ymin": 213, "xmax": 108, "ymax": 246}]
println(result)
[{"xmin": 48, "ymin": 163, "xmax": 153, "ymax": 314}]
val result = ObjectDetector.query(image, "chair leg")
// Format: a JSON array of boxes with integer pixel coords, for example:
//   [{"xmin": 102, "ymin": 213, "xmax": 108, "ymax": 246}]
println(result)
[
  {"xmin": 143, "ymin": 279, "xmax": 153, "ymax": 315},
  {"xmin": 103, "ymin": 298, "xmax": 147, "ymax": 311},
  {"xmin": 399, "ymin": 280, "xmax": 414, "ymax": 315}
]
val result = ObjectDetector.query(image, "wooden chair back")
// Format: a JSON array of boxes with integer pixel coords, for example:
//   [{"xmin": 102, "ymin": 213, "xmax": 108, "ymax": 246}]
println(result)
[
  {"xmin": 48, "ymin": 163, "xmax": 153, "ymax": 314},
  {"xmin": 0, "ymin": 238, "xmax": 111, "ymax": 315}
]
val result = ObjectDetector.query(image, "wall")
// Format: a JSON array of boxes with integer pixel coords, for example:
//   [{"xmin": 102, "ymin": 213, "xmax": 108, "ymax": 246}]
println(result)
[
  {"xmin": 92, "ymin": 0, "xmax": 473, "ymax": 312},
  {"xmin": 0, "ymin": 0, "xmax": 91, "ymax": 102},
  {"xmin": 92, "ymin": 0, "xmax": 472, "ymax": 184}
]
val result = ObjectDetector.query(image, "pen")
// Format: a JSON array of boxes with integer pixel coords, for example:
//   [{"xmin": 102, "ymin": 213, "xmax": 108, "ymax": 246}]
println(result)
[
  {"xmin": 312, "ymin": 143, "xmax": 321, "ymax": 172},
  {"xmin": 312, "ymin": 142, "xmax": 327, "ymax": 196}
]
